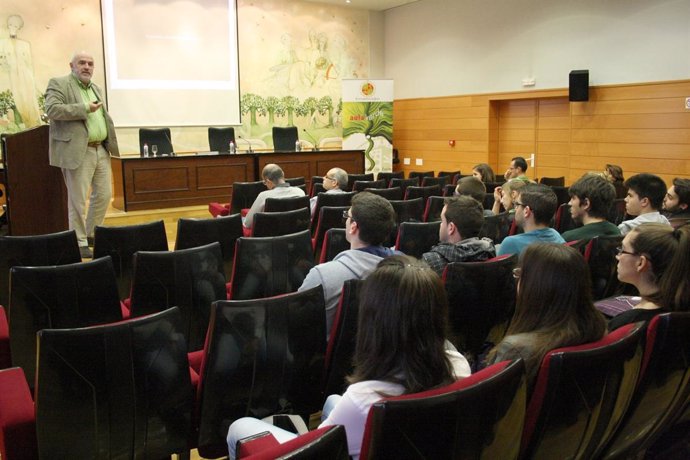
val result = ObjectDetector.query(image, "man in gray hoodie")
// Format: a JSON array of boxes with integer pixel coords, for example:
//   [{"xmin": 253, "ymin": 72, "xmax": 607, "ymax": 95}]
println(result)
[
  {"xmin": 299, "ymin": 192, "xmax": 397, "ymax": 337},
  {"xmin": 422, "ymin": 196, "xmax": 496, "ymax": 276}
]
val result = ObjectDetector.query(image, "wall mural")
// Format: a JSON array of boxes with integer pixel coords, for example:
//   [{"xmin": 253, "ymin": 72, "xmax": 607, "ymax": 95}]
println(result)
[
  {"xmin": 236, "ymin": 0, "xmax": 369, "ymax": 149},
  {"xmin": 0, "ymin": 0, "xmax": 371, "ymax": 152}
]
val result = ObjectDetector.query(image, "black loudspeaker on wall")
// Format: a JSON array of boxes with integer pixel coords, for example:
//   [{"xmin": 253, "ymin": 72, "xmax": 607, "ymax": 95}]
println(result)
[{"xmin": 569, "ymin": 70, "xmax": 589, "ymax": 102}]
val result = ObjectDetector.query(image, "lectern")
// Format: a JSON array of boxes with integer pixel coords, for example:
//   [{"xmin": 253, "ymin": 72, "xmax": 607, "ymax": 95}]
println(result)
[{"xmin": 1, "ymin": 125, "xmax": 68, "ymax": 235}]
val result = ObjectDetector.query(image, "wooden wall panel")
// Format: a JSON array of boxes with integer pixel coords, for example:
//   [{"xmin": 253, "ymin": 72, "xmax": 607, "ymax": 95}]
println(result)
[{"xmin": 393, "ymin": 79, "xmax": 690, "ymax": 186}]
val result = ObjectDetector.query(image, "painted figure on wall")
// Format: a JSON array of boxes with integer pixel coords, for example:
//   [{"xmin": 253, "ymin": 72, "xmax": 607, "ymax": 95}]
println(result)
[{"xmin": 0, "ymin": 14, "xmax": 42, "ymax": 130}]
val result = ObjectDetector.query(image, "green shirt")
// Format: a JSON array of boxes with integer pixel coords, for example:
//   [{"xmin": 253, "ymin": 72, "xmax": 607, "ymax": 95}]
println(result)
[
  {"xmin": 73, "ymin": 75, "xmax": 107, "ymax": 143},
  {"xmin": 561, "ymin": 220, "xmax": 621, "ymax": 243}
]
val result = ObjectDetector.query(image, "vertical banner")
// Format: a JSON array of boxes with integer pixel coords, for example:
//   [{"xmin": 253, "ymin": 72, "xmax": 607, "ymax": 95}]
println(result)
[{"xmin": 342, "ymin": 79, "xmax": 393, "ymax": 176}]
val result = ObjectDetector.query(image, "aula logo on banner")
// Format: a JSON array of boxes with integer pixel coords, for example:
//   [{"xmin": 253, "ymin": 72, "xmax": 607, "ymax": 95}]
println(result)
[{"xmin": 342, "ymin": 79, "xmax": 393, "ymax": 175}]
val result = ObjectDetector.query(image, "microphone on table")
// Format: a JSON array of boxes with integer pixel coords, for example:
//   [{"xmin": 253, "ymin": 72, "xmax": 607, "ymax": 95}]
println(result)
[
  {"xmin": 238, "ymin": 135, "xmax": 253, "ymax": 153},
  {"xmin": 302, "ymin": 129, "xmax": 319, "ymax": 151}
]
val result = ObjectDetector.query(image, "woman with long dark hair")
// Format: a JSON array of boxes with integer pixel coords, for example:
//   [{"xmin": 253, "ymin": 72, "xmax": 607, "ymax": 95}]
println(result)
[
  {"xmin": 609, "ymin": 223, "xmax": 690, "ymax": 330},
  {"xmin": 226, "ymin": 255, "xmax": 470, "ymax": 459},
  {"xmin": 604, "ymin": 164, "xmax": 627, "ymax": 199},
  {"xmin": 486, "ymin": 243, "xmax": 606, "ymax": 391},
  {"xmin": 472, "ymin": 163, "xmax": 496, "ymax": 184}
]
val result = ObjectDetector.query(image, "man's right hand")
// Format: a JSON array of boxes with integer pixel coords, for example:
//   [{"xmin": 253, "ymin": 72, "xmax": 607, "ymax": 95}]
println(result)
[{"xmin": 89, "ymin": 101, "xmax": 103, "ymax": 112}]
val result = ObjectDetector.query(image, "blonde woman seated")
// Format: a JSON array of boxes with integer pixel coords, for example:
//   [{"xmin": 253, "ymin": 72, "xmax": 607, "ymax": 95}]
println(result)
[
  {"xmin": 491, "ymin": 177, "xmax": 529, "ymax": 216},
  {"xmin": 226, "ymin": 255, "xmax": 471, "ymax": 459},
  {"xmin": 608, "ymin": 223, "xmax": 690, "ymax": 331},
  {"xmin": 485, "ymin": 243, "xmax": 606, "ymax": 391}
]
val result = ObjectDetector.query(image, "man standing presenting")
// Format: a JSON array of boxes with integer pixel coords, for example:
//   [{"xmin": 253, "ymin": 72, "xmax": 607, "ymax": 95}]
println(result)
[{"xmin": 45, "ymin": 51, "xmax": 118, "ymax": 259}]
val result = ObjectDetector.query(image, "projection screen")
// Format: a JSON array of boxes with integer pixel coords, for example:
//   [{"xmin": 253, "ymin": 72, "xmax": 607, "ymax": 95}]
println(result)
[{"xmin": 101, "ymin": 0, "xmax": 241, "ymax": 127}]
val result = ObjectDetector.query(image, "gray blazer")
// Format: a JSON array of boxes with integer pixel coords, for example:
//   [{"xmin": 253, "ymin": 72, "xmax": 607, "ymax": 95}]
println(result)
[{"xmin": 45, "ymin": 74, "xmax": 119, "ymax": 170}]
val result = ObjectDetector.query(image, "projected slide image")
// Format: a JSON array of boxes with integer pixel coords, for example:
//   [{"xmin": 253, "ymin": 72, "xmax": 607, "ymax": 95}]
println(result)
[{"xmin": 103, "ymin": 0, "xmax": 237, "ymax": 88}]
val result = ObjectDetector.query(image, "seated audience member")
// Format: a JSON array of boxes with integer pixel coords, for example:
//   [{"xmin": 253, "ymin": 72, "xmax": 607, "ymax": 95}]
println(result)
[
  {"xmin": 226, "ymin": 255, "xmax": 471, "ymax": 459},
  {"xmin": 663, "ymin": 177, "xmax": 690, "ymax": 229},
  {"xmin": 503, "ymin": 156, "xmax": 530, "ymax": 182},
  {"xmin": 243, "ymin": 163, "xmax": 306, "ymax": 229},
  {"xmin": 310, "ymin": 167, "xmax": 348, "ymax": 216},
  {"xmin": 497, "ymin": 183, "xmax": 565, "ymax": 256},
  {"xmin": 472, "ymin": 163, "xmax": 496, "ymax": 183},
  {"xmin": 618, "ymin": 173, "xmax": 670, "ymax": 235},
  {"xmin": 486, "ymin": 243, "xmax": 606, "ymax": 391},
  {"xmin": 422, "ymin": 196, "xmax": 496, "ymax": 276},
  {"xmin": 491, "ymin": 177, "xmax": 528, "ymax": 216},
  {"xmin": 608, "ymin": 223, "xmax": 690, "ymax": 331},
  {"xmin": 299, "ymin": 192, "xmax": 397, "ymax": 336},
  {"xmin": 604, "ymin": 163, "xmax": 627, "ymax": 199},
  {"xmin": 561, "ymin": 173, "xmax": 621, "ymax": 242},
  {"xmin": 455, "ymin": 176, "xmax": 493, "ymax": 216}
]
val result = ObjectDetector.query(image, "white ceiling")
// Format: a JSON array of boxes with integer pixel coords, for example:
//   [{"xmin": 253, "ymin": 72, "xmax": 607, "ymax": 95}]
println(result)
[{"xmin": 302, "ymin": 0, "xmax": 419, "ymax": 12}]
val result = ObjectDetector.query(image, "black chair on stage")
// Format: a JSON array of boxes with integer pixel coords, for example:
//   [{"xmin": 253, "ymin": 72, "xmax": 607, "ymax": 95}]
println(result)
[
  {"xmin": 479, "ymin": 212, "xmax": 512, "ymax": 244},
  {"xmin": 395, "ymin": 221, "xmax": 441, "ymax": 259},
  {"xmin": 346, "ymin": 173, "xmax": 375, "ymax": 191},
  {"xmin": 352, "ymin": 179, "xmax": 386, "ymax": 192},
  {"xmin": 93, "ymin": 220, "xmax": 169, "ymax": 300},
  {"xmin": 442, "ymin": 254, "xmax": 518, "ymax": 358},
  {"xmin": 423, "ymin": 195, "xmax": 446, "ymax": 222},
  {"xmin": 129, "ymin": 242, "xmax": 227, "ymax": 351},
  {"xmin": 228, "ymin": 230, "xmax": 314, "ymax": 300},
  {"xmin": 175, "ymin": 214, "xmax": 243, "ymax": 278},
  {"xmin": 376, "ymin": 171, "xmax": 404, "ymax": 186},
  {"xmin": 0, "ymin": 230, "xmax": 81, "ymax": 308},
  {"xmin": 8, "ymin": 257, "xmax": 123, "ymax": 388},
  {"xmin": 194, "ymin": 286, "xmax": 327, "ymax": 458},
  {"xmin": 208, "ymin": 126, "xmax": 236, "ymax": 152},
  {"xmin": 322, "ymin": 279, "xmax": 362, "ymax": 398},
  {"xmin": 252, "ymin": 207, "xmax": 311, "ymax": 237},
  {"xmin": 365, "ymin": 186, "xmax": 403, "ymax": 201},
  {"xmin": 139, "ymin": 127, "xmax": 173, "ymax": 156},
  {"xmin": 359, "ymin": 359, "xmax": 526, "ymax": 460},
  {"xmin": 319, "ymin": 228, "xmax": 349, "ymax": 263},
  {"xmin": 0, "ymin": 307, "xmax": 192, "ymax": 460},
  {"xmin": 272, "ymin": 126, "xmax": 299, "ymax": 151}
]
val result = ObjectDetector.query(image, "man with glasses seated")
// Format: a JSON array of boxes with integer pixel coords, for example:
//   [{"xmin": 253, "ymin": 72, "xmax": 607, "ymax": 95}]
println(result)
[
  {"xmin": 497, "ymin": 183, "xmax": 565, "ymax": 256},
  {"xmin": 310, "ymin": 167, "xmax": 348, "ymax": 216},
  {"xmin": 243, "ymin": 163, "xmax": 306, "ymax": 229},
  {"xmin": 299, "ymin": 192, "xmax": 398, "ymax": 337}
]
